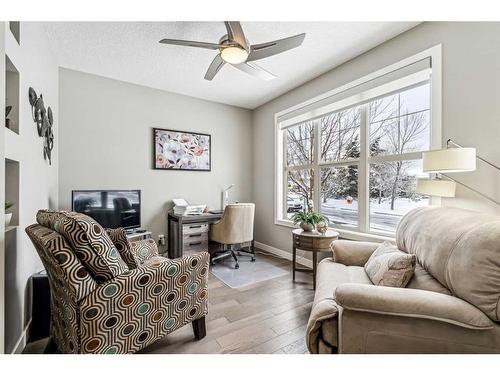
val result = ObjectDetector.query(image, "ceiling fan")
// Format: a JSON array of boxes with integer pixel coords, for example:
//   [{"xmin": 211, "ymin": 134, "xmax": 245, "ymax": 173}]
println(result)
[{"xmin": 159, "ymin": 22, "xmax": 306, "ymax": 81}]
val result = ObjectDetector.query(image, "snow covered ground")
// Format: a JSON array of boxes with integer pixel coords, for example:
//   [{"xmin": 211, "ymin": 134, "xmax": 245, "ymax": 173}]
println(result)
[{"xmin": 320, "ymin": 197, "xmax": 429, "ymax": 233}]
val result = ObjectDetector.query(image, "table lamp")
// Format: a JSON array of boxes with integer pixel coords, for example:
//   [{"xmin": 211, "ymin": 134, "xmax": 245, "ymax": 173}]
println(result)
[{"xmin": 221, "ymin": 184, "xmax": 234, "ymax": 210}]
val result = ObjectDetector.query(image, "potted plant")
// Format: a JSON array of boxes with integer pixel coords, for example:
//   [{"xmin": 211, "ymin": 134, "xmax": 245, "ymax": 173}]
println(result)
[
  {"xmin": 5, "ymin": 202, "xmax": 14, "ymax": 226},
  {"xmin": 292, "ymin": 211, "xmax": 329, "ymax": 232}
]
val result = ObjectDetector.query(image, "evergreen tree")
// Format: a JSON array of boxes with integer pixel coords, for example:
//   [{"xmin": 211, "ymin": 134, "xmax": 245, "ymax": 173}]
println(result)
[
  {"xmin": 333, "ymin": 135, "xmax": 360, "ymax": 199},
  {"xmin": 369, "ymin": 137, "xmax": 387, "ymax": 203},
  {"xmin": 344, "ymin": 136, "xmax": 360, "ymax": 198}
]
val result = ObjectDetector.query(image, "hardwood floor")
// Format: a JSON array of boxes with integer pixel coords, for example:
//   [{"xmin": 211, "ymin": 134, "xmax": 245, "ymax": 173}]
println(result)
[
  {"xmin": 24, "ymin": 251, "xmax": 315, "ymax": 354},
  {"xmin": 141, "ymin": 252, "xmax": 314, "ymax": 354}
]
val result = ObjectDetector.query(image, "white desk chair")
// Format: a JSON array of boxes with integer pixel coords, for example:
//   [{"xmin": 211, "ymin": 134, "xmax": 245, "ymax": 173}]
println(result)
[{"xmin": 210, "ymin": 203, "xmax": 255, "ymax": 269}]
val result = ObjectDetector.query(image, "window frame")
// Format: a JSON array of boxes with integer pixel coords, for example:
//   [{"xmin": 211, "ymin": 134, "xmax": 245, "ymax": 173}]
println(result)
[{"xmin": 274, "ymin": 45, "xmax": 442, "ymax": 241}]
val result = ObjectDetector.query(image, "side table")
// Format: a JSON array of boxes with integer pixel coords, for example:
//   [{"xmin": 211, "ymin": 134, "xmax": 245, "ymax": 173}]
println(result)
[{"xmin": 292, "ymin": 228, "xmax": 339, "ymax": 290}]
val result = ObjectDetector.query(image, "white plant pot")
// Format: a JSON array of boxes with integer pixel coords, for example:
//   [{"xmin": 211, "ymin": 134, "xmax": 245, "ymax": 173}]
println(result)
[
  {"xmin": 5, "ymin": 213, "xmax": 12, "ymax": 227},
  {"xmin": 300, "ymin": 222, "xmax": 315, "ymax": 232}
]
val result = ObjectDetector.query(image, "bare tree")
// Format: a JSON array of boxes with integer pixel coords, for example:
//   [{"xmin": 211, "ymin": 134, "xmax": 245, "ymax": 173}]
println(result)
[
  {"xmin": 285, "ymin": 92, "xmax": 427, "ymax": 214},
  {"xmin": 370, "ymin": 93, "xmax": 428, "ymax": 210},
  {"xmin": 286, "ymin": 122, "xmax": 314, "ymax": 209}
]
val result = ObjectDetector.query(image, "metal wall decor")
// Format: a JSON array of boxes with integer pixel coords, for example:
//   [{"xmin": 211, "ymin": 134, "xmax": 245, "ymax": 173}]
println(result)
[{"xmin": 29, "ymin": 87, "xmax": 54, "ymax": 165}]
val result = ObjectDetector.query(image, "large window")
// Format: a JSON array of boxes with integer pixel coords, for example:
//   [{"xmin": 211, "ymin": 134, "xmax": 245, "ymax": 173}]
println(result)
[
  {"xmin": 279, "ymin": 65, "xmax": 437, "ymax": 236},
  {"xmin": 285, "ymin": 121, "xmax": 314, "ymax": 218}
]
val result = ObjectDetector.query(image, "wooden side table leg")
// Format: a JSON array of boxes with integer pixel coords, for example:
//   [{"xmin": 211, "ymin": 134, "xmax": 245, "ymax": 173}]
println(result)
[
  {"xmin": 312, "ymin": 248, "xmax": 318, "ymax": 290},
  {"xmin": 292, "ymin": 243, "xmax": 296, "ymax": 281}
]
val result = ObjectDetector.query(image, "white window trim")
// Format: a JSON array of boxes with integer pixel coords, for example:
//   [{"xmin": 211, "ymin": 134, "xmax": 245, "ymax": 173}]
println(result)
[{"xmin": 274, "ymin": 45, "xmax": 442, "ymax": 241}]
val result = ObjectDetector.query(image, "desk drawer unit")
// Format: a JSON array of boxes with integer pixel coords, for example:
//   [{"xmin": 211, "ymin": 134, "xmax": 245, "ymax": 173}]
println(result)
[
  {"xmin": 183, "ymin": 232, "xmax": 208, "ymax": 244},
  {"xmin": 183, "ymin": 223, "xmax": 209, "ymax": 234},
  {"xmin": 168, "ymin": 212, "xmax": 223, "ymax": 259},
  {"xmin": 182, "ymin": 223, "xmax": 209, "ymax": 254},
  {"xmin": 183, "ymin": 241, "xmax": 208, "ymax": 255}
]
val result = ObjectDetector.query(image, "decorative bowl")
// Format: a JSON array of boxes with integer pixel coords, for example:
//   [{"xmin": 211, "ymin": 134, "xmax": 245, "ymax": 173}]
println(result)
[{"xmin": 316, "ymin": 221, "xmax": 328, "ymax": 235}]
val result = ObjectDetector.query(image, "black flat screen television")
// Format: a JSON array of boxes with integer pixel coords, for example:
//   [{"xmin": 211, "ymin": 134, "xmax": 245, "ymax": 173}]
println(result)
[{"xmin": 71, "ymin": 190, "xmax": 141, "ymax": 229}]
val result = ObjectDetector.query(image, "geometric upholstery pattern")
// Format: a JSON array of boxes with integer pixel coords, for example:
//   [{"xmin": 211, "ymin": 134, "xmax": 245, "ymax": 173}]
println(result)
[
  {"xmin": 26, "ymin": 224, "xmax": 98, "ymax": 353},
  {"xmin": 37, "ymin": 209, "xmax": 129, "ymax": 283},
  {"xmin": 80, "ymin": 255, "xmax": 209, "ymax": 353},
  {"xmin": 35, "ymin": 208, "xmax": 65, "ymax": 230},
  {"xmin": 26, "ymin": 211, "xmax": 210, "ymax": 354},
  {"xmin": 130, "ymin": 238, "xmax": 159, "ymax": 264},
  {"xmin": 106, "ymin": 227, "xmax": 139, "ymax": 269}
]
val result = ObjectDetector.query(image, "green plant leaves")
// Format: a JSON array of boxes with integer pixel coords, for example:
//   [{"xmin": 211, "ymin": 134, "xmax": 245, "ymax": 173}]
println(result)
[{"xmin": 291, "ymin": 211, "xmax": 329, "ymax": 225}]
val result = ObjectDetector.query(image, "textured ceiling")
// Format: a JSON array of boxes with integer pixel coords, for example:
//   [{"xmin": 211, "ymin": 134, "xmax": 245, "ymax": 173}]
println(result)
[{"xmin": 44, "ymin": 22, "xmax": 419, "ymax": 109}]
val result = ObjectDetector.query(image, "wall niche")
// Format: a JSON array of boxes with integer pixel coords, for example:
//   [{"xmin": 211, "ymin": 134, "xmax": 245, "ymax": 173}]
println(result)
[
  {"xmin": 5, "ymin": 55, "xmax": 20, "ymax": 134},
  {"xmin": 5, "ymin": 158, "xmax": 20, "ymax": 229},
  {"xmin": 9, "ymin": 22, "xmax": 20, "ymax": 45}
]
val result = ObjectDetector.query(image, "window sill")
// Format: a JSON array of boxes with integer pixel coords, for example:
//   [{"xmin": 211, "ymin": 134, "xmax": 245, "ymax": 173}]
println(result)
[{"xmin": 274, "ymin": 219, "xmax": 395, "ymax": 243}]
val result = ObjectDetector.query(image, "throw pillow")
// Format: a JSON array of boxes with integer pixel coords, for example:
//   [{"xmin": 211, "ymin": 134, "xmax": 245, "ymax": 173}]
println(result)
[
  {"xmin": 131, "ymin": 238, "xmax": 159, "ymax": 264},
  {"xmin": 37, "ymin": 210, "xmax": 129, "ymax": 283},
  {"xmin": 105, "ymin": 227, "xmax": 139, "ymax": 269},
  {"xmin": 364, "ymin": 241, "xmax": 416, "ymax": 287}
]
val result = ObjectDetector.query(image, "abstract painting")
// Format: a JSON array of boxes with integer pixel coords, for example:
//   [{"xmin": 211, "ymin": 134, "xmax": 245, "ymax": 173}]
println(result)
[{"xmin": 154, "ymin": 128, "xmax": 211, "ymax": 171}]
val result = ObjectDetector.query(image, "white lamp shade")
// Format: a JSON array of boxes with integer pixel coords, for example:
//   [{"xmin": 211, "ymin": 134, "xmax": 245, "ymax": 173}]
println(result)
[
  {"xmin": 416, "ymin": 179, "xmax": 456, "ymax": 197},
  {"xmin": 422, "ymin": 148, "xmax": 476, "ymax": 173}
]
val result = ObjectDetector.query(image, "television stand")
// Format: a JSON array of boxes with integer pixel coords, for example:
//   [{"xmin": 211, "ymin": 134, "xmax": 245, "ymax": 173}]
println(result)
[{"xmin": 126, "ymin": 229, "xmax": 152, "ymax": 241}]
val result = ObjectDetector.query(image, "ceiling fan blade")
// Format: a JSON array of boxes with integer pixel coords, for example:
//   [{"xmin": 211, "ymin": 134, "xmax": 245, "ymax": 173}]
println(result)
[
  {"xmin": 247, "ymin": 33, "xmax": 306, "ymax": 62},
  {"xmin": 224, "ymin": 21, "xmax": 248, "ymax": 50},
  {"xmin": 204, "ymin": 54, "xmax": 226, "ymax": 81},
  {"xmin": 159, "ymin": 38, "xmax": 223, "ymax": 50},
  {"xmin": 232, "ymin": 62, "xmax": 276, "ymax": 81}
]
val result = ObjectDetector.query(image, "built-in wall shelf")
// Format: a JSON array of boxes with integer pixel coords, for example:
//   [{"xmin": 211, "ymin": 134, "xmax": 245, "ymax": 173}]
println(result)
[
  {"xmin": 5, "ymin": 55, "xmax": 20, "ymax": 134},
  {"xmin": 8, "ymin": 22, "xmax": 20, "ymax": 45},
  {"xmin": 4, "ymin": 130, "xmax": 21, "ymax": 163},
  {"xmin": 5, "ymin": 226, "xmax": 17, "ymax": 233},
  {"xmin": 5, "ymin": 159, "xmax": 20, "ymax": 227}
]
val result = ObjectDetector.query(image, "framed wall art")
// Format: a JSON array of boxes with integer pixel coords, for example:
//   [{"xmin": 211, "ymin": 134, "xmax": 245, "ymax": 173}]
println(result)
[{"xmin": 153, "ymin": 128, "xmax": 211, "ymax": 171}]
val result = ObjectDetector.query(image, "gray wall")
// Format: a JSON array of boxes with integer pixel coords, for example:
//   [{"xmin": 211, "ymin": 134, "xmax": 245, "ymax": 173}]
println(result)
[
  {"xmin": 252, "ymin": 22, "xmax": 500, "ymax": 253},
  {"xmin": 58, "ymin": 69, "xmax": 253, "ymax": 250},
  {"xmin": 2, "ymin": 22, "xmax": 59, "ymax": 353}
]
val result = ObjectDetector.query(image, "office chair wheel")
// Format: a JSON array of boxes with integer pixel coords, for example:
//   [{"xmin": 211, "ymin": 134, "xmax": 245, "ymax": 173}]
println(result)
[
  {"xmin": 235, "ymin": 263, "xmax": 239, "ymax": 269},
  {"xmin": 251, "ymin": 257, "xmax": 256, "ymax": 262}
]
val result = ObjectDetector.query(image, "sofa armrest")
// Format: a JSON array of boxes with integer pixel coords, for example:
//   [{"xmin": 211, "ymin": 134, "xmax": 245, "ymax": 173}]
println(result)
[
  {"xmin": 79, "ymin": 252, "xmax": 209, "ymax": 353},
  {"xmin": 335, "ymin": 284, "xmax": 493, "ymax": 330},
  {"xmin": 331, "ymin": 240, "xmax": 379, "ymax": 266}
]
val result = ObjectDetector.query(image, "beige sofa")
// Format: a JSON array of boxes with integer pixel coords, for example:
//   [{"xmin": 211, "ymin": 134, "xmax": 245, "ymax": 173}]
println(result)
[{"xmin": 306, "ymin": 206, "xmax": 500, "ymax": 353}]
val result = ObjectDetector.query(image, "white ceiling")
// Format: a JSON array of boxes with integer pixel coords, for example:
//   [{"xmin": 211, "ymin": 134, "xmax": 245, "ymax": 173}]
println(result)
[{"xmin": 44, "ymin": 22, "xmax": 419, "ymax": 109}]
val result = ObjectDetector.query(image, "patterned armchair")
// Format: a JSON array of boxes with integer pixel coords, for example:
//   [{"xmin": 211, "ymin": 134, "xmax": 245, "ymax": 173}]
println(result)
[{"xmin": 26, "ymin": 210, "xmax": 209, "ymax": 354}]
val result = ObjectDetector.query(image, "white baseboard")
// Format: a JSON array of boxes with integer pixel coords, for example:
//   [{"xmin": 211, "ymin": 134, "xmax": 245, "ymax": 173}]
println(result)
[
  {"xmin": 254, "ymin": 241, "xmax": 312, "ymax": 269},
  {"xmin": 11, "ymin": 319, "xmax": 31, "ymax": 354}
]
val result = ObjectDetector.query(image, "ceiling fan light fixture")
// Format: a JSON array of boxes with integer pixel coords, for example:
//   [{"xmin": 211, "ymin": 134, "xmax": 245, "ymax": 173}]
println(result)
[
  {"xmin": 159, "ymin": 22, "xmax": 306, "ymax": 80},
  {"xmin": 220, "ymin": 46, "xmax": 248, "ymax": 64}
]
